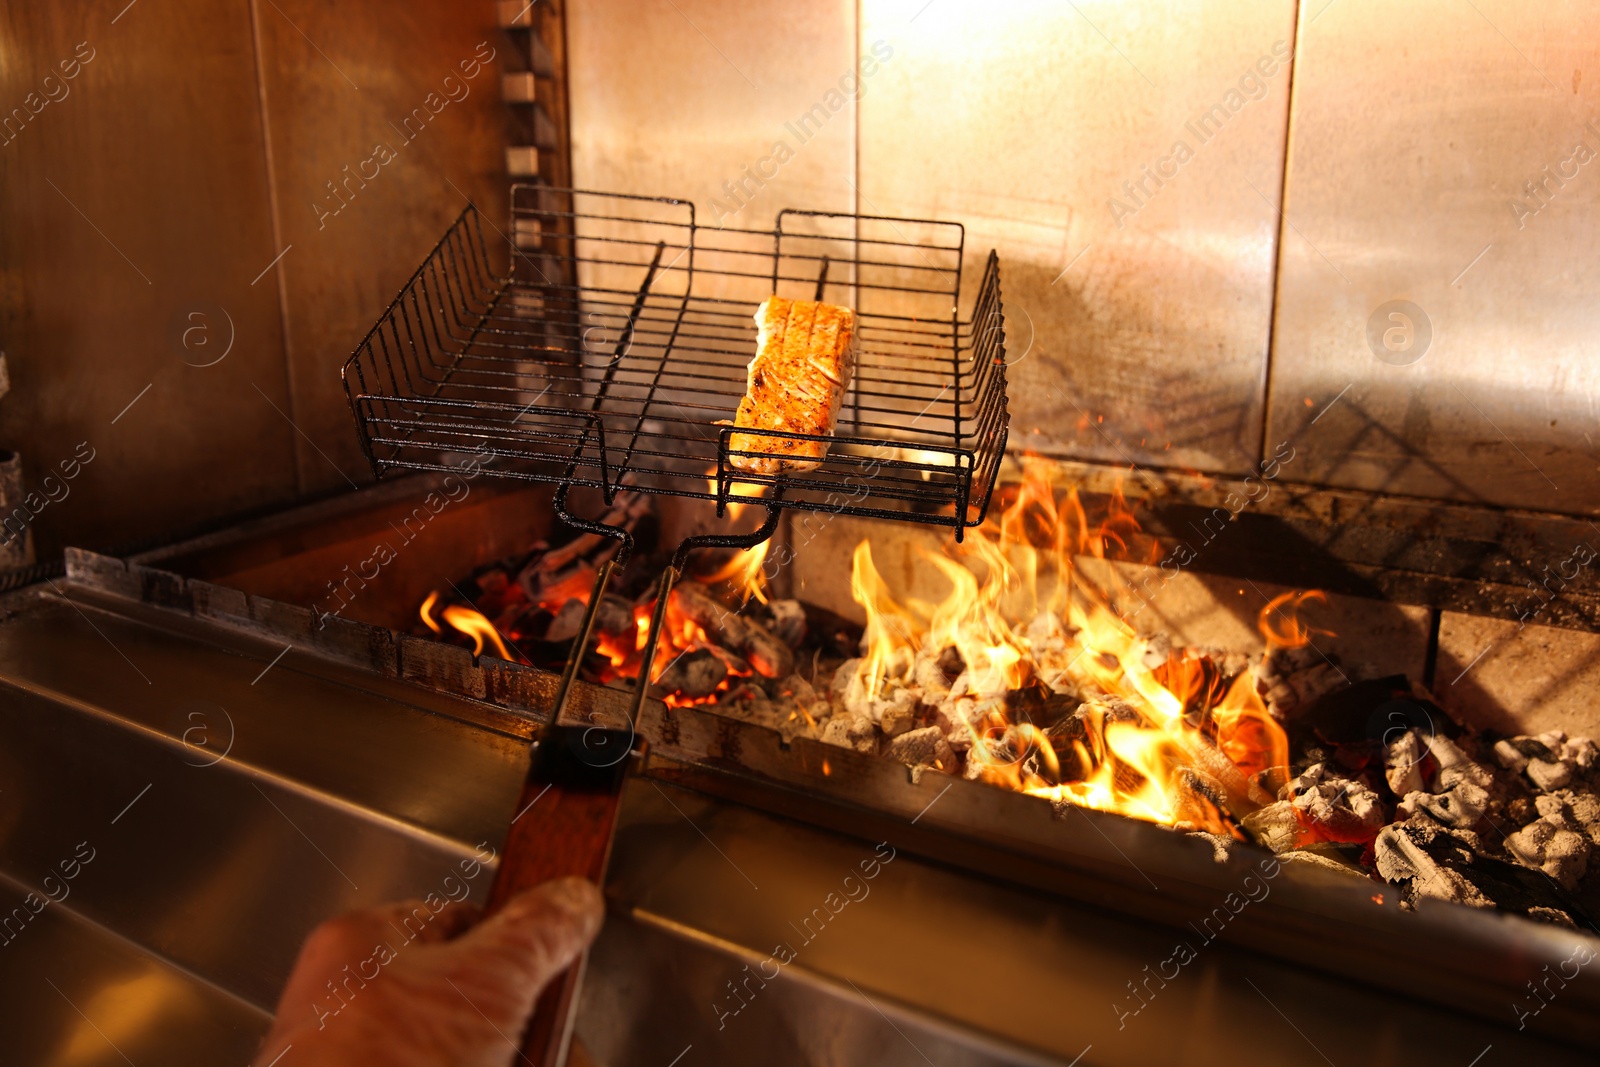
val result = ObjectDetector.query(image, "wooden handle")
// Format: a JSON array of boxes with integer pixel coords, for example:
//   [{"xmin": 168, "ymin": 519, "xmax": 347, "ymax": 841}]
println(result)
[{"xmin": 487, "ymin": 725, "xmax": 636, "ymax": 1066}]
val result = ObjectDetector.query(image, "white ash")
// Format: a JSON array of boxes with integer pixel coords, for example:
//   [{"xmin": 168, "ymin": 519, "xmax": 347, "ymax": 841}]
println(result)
[
  {"xmin": 1505, "ymin": 819, "xmax": 1590, "ymax": 892},
  {"xmin": 1390, "ymin": 733, "xmax": 1494, "ymax": 830},
  {"xmin": 821, "ymin": 713, "xmax": 879, "ymax": 755},
  {"xmin": 1285, "ymin": 763, "xmax": 1387, "ymax": 843},
  {"xmin": 1384, "ymin": 729, "xmax": 1427, "ymax": 796},
  {"xmin": 1536, "ymin": 791, "xmax": 1600, "ymax": 845},
  {"xmin": 1242, "ymin": 800, "xmax": 1310, "ymax": 854},
  {"xmin": 768, "ymin": 599, "xmax": 807, "ymax": 647},
  {"xmin": 1494, "ymin": 732, "xmax": 1596, "ymax": 793},
  {"xmin": 646, "ymin": 580, "xmax": 1600, "ymax": 923},
  {"xmin": 1254, "ymin": 645, "xmax": 1345, "ymax": 722},
  {"xmin": 1280, "ymin": 850, "xmax": 1365, "ymax": 877},
  {"xmin": 884, "ymin": 726, "xmax": 956, "ymax": 772},
  {"xmin": 1374, "ymin": 824, "xmax": 1494, "ymax": 910}
]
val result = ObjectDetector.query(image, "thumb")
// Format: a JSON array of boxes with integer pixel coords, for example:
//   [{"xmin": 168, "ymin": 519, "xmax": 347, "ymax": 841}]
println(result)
[{"xmin": 452, "ymin": 877, "xmax": 605, "ymax": 996}]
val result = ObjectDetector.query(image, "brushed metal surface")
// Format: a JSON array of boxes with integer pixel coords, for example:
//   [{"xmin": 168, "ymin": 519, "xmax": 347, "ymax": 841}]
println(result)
[
  {"xmin": 251, "ymin": 0, "xmax": 510, "ymax": 494},
  {"xmin": 1266, "ymin": 0, "xmax": 1600, "ymax": 510},
  {"xmin": 580, "ymin": 778, "xmax": 1595, "ymax": 1067},
  {"xmin": 0, "ymin": 1, "xmax": 299, "ymax": 558},
  {"xmin": 859, "ymin": 0, "xmax": 1298, "ymax": 476},
  {"xmin": 0, "ymin": 584, "xmax": 527, "ymax": 1056},
  {"xmin": 567, "ymin": 0, "xmax": 857, "ymax": 222},
  {"xmin": 0, "ymin": 876, "xmax": 269, "ymax": 1066}
]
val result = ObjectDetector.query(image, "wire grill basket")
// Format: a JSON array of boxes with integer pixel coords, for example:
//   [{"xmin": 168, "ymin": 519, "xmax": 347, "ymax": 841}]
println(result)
[{"xmin": 343, "ymin": 185, "xmax": 1009, "ymax": 536}]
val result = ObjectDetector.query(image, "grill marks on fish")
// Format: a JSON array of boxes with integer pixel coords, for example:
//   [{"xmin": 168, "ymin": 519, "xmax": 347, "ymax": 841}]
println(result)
[{"xmin": 729, "ymin": 296, "xmax": 858, "ymax": 474}]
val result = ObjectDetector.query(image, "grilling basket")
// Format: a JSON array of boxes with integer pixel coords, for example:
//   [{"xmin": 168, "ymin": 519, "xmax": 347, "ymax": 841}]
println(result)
[{"xmin": 343, "ymin": 184, "xmax": 1009, "ymax": 1063}]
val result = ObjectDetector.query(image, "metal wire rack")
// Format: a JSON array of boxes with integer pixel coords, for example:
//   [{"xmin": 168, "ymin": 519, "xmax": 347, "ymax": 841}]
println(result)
[{"xmin": 343, "ymin": 185, "xmax": 1010, "ymax": 538}]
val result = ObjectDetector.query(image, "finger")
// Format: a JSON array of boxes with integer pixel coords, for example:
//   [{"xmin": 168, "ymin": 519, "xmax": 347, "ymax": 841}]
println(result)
[
  {"xmin": 269, "ymin": 901, "xmax": 417, "ymax": 1016},
  {"xmin": 451, "ymin": 877, "xmax": 604, "ymax": 993},
  {"xmin": 271, "ymin": 895, "xmax": 475, "ymax": 1016},
  {"xmin": 429, "ymin": 900, "xmax": 483, "ymax": 941}
]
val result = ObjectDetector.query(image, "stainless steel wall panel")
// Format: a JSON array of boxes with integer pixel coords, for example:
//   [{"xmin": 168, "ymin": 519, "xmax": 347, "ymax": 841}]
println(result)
[
  {"xmin": 859, "ymin": 0, "xmax": 1298, "ymax": 475},
  {"xmin": 0, "ymin": 1, "xmax": 298, "ymax": 557},
  {"xmin": 567, "ymin": 0, "xmax": 857, "ymax": 224},
  {"xmin": 1266, "ymin": 0, "xmax": 1600, "ymax": 511},
  {"xmin": 252, "ymin": 0, "xmax": 509, "ymax": 494}
]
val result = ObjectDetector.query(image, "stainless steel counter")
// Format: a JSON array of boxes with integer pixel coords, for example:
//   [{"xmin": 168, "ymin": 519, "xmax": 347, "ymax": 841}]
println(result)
[{"xmin": 2, "ymin": 573, "xmax": 1595, "ymax": 1065}]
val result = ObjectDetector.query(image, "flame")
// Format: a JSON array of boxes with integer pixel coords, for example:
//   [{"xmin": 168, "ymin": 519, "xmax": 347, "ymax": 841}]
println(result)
[
  {"xmin": 848, "ymin": 455, "xmax": 1300, "ymax": 832},
  {"xmin": 700, "ymin": 541, "xmax": 771, "ymax": 605},
  {"xmin": 420, "ymin": 590, "xmax": 443, "ymax": 634},
  {"xmin": 705, "ymin": 465, "xmax": 768, "ymax": 521},
  {"xmin": 590, "ymin": 589, "xmax": 754, "ymax": 708},
  {"xmin": 1259, "ymin": 590, "xmax": 1333, "ymax": 649},
  {"xmin": 439, "ymin": 603, "xmax": 515, "ymax": 661}
]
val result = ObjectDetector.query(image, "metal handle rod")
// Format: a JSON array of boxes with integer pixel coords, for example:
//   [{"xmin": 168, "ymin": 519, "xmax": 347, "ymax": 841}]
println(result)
[
  {"xmin": 548, "ymin": 557, "xmax": 620, "ymax": 725},
  {"xmin": 625, "ymin": 501, "xmax": 785, "ymax": 725}
]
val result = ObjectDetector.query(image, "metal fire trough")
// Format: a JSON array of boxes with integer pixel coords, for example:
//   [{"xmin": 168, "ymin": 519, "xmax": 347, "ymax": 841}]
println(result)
[{"xmin": 1, "ymin": 473, "xmax": 1596, "ymax": 1065}]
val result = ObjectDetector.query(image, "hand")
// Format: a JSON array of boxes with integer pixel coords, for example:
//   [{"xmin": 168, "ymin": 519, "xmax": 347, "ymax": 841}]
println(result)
[{"xmin": 252, "ymin": 877, "xmax": 604, "ymax": 1067}]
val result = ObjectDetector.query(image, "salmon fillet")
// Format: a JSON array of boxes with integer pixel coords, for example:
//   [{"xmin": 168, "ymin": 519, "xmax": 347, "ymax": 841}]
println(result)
[{"xmin": 728, "ymin": 296, "xmax": 858, "ymax": 474}]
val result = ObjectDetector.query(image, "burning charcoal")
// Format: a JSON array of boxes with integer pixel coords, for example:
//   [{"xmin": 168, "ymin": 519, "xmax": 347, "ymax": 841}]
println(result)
[
  {"xmin": 1505, "ymin": 818, "xmax": 1590, "ymax": 892},
  {"xmin": 1170, "ymin": 767, "xmax": 1230, "ymax": 834},
  {"xmin": 1425, "ymin": 734, "xmax": 1494, "ymax": 792},
  {"xmin": 1281, "ymin": 849, "xmax": 1366, "ymax": 877},
  {"xmin": 1254, "ymin": 646, "xmax": 1345, "ymax": 723},
  {"xmin": 1526, "ymin": 906, "xmax": 1578, "ymax": 929},
  {"xmin": 830, "ymin": 658, "xmax": 861, "ymax": 702},
  {"xmin": 595, "ymin": 595, "xmax": 635, "ymax": 638},
  {"xmin": 1286, "ymin": 763, "xmax": 1387, "ymax": 844},
  {"xmin": 715, "ymin": 682, "xmax": 775, "ymax": 723},
  {"xmin": 1561, "ymin": 736, "xmax": 1597, "ymax": 770},
  {"xmin": 1506, "ymin": 795, "xmax": 1538, "ymax": 826},
  {"xmin": 544, "ymin": 598, "xmax": 588, "ymax": 643},
  {"xmin": 1400, "ymin": 783, "xmax": 1488, "ymax": 830},
  {"xmin": 913, "ymin": 650, "xmax": 954, "ymax": 703},
  {"xmin": 937, "ymin": 644, "xmax": 967, "ymax": 679},
  {"xmin": 934, "ymin": 695, "xmax": 979, "ymax": 748},
  {"xmin": 1499, "ymin": 735, "xmax": 1557, "ymax": 766},
  {"xmin": 654, "ymin": 649, "xmax": 728, "ymax": 700},
  {"xmin": 1242, "ymin": 800, "xmax": 1314, "ymax": 853},
  {"xmin": 1527, "ymin": 758, "xmax": 1574, "ymax": 792},
  {"xmin": 876, "ymin": 686, "xmax": 920, "ymax": 738},
  {"xmin": 774, "ymin": 671, "xmax": 823, "ymax": 716},
  {"xmin": 821, "ymin": 713, "xmax": 878, "ymax": 754},
  {"xmin": 1374, "ymin": 824, "xmax": 1494, "ymax": 909},
  {"xmin": 1493, "ymin": 739, "xmax": 1533, "ymax": 774},
  {"xmin": 1186, "ymin": 831, "xmax": 1234, "ymax": 865},
  {"xmin": 1539, "ymin": 791, "xmax": 1600, "ymax": 845},
  {"xmin": 799, "ymin": 601, "xmax": 865, "ymax": 658},
  {"xmin": 1385, "ymin": 729, "xmax": 1428, "ymax": 796},
  {"xmin": 884, "ymin": 726, "xmax": 956, "ymax": 772},
  {"xmin": 1139, "ymin": 632, "xmax": 1173, "ymax": 672},
  {"xmin": 671, "ymin": 581, "xmax": 794, "ymax": 679},
  {"xmin": 1025, "ymin": 612, "xmax": 1068, "ymax": 658},
  {"xmin": 768, "ymin": 599, "xmax": 807, "ymax": 647}
]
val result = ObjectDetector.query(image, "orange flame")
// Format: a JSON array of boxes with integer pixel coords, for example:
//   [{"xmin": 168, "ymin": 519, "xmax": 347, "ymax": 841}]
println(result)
[
  {"xmin": 700, "ymin": 541, "xmax": 771, "ymax": 605},
  {"xmin": 590, "ymin": 589, "xmax": 755, "ymax": 708},
  {"xmin": 439, "ymin": 603, "xmax": 515, "ymax": 661},
  {"xmin": 849, "ymin": 455, "xmax": 1297, "ymax": 831},
  {"xmin": 705, "ymin": 465, "xmax": 768, "ymax": 521},
  {"xmin": 420, "ymin": 590, "xmax": 443, "ymax": 634},
  {"xmin": 1259, "ymin": 590, "xmax": 1334, "ymax": 649}
]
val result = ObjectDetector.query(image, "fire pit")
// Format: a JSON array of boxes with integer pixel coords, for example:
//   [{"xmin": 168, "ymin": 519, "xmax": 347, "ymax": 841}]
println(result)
[{"xmin": 415, "ymin": 460, "xmax": 1600, "ymax": 933}]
